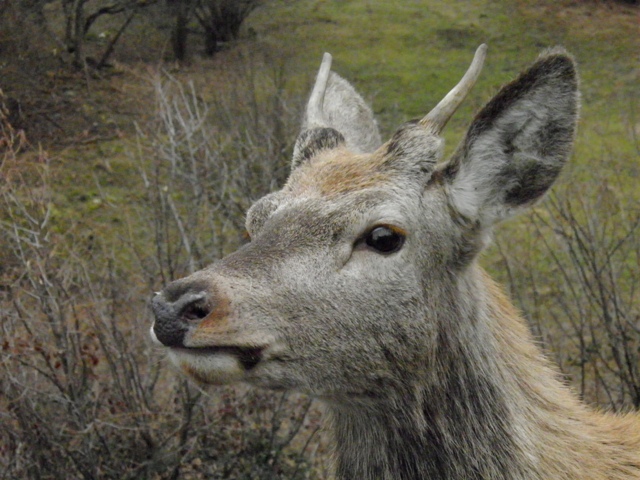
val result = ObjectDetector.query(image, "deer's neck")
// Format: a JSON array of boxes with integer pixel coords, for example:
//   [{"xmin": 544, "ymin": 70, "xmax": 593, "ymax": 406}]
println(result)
[
  {"xmin": 330, "ymin": 358, "xmax": 526, "ymax": 480},
  {"xmin": 329, "ymin": 266, "xmax": 625, "ymax": 480}
]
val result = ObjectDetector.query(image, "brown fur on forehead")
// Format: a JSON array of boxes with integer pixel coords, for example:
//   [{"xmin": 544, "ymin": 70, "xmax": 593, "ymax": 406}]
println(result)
[{"xmin": 287, "ymin": 147, "xmax": 389, "ymax": 197}]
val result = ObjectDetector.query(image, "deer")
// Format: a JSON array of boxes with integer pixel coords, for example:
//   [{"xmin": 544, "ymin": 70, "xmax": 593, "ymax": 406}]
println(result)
[{"xmin": 150, "ymin": 45, "xmax": 640, "ymax": 479}]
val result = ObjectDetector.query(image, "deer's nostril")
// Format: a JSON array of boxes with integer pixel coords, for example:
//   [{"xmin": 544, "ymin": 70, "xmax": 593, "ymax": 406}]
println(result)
[
  {"xmin": 172, "ymin": 292, "xmax": 209, "ymax": 321},
  {"xmin": 181, "ymin": 302, "xmax": 210, "ymax": 321}
]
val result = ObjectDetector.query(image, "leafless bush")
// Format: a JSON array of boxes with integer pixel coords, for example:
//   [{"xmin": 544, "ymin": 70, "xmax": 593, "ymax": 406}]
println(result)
[
  {"xmin": 0, "ymin": 62, "xmax": 325, "ymax": 478},
  {"xmin": 497, "ymin": 173, "xmax": 640, "ymax": 410},
  {"xmin": 133, "ymin": 54, "xmax": 296, "ymax": 282},
  {"xmin": 0, "ymin": 131, "xmax": 176, "ymax": 479}
]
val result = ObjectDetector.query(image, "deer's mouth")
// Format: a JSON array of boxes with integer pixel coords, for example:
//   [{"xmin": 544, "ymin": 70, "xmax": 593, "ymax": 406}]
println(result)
[{"xmin": 174, "ymin": 345, "xmax": 264, "ymax": 370}]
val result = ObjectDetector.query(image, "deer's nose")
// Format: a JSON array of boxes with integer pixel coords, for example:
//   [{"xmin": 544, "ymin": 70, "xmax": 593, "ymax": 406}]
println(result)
[{"xmin": 151, "ymin": 290, "xmax": 211, "ymax": 347}]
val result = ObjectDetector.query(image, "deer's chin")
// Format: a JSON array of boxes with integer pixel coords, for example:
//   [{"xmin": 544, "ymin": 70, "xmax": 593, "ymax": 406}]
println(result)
[{"xmin": 167, "ymin": 347, "xmax": 263, "ymax": 385}]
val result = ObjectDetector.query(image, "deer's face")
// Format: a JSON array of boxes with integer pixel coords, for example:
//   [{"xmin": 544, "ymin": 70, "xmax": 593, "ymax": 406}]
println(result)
[
  {"xmin": 152, "ymin": 140, "xmax": 459, "ymax": 401},
  {"xmin": 151, "ymin": 46, "xmax": 578, "ymax": 405}
]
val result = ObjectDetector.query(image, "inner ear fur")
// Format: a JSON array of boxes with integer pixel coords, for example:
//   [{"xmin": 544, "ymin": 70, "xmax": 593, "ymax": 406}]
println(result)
[
  {"xmin": 444, "ymin": 48, "xmax": 579, "ymax": 227},
  {"xmin": 292, "ymin": 128, "xmax": 346, "ymax": 169}
]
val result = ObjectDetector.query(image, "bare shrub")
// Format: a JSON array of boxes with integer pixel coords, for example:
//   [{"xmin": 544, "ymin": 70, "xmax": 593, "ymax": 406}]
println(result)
[
  {"xmin": 132, "ymin": 54, "xmax": 296, "ymax": 282},
  {"xmin": 497, "ymin": 171, "xmax": 640, "ymax": 410},
  {"xmin": 0, "ymin": 134, "xmax": 176, "ymax": 478},
  {"xmin": 0, "ymin": 59, "xmax": 324, "ymax": 478}
]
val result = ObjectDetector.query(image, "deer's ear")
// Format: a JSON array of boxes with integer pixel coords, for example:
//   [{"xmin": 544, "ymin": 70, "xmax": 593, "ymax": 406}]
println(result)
[
  {"xmin": 313, "ymin": 72, "xmax": 382, "ymax": 154},
  {"xmin": 293, "ymin": 62, "xmax": 382, "ymax": 169},
  {"xmin": 444, "ymin": 49, "xmax": 579, "ymax": 227}
]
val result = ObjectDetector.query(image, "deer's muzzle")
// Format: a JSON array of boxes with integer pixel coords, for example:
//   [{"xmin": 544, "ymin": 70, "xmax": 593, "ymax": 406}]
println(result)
[{"xmin": 150, "ymin": 290, "xmax": 210, "ymax": 347}]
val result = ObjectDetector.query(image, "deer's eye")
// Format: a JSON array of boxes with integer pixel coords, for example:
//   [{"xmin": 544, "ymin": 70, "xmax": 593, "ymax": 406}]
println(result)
[{"xmin": 364, "ymin": 226, "xmax": 405, "ymax": 254}]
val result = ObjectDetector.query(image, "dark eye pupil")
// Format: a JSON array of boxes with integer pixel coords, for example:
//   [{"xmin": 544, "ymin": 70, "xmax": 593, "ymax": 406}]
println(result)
[{"xmin": 365, "ymin": 226, "xmax": 404, "ymax": 254}]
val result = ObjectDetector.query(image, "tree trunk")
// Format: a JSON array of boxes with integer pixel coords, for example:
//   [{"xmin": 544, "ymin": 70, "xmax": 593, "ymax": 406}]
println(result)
[
  {"xmin": 203, "ymin": 25, "xmax": 217, "ymax": 56},
  {"xmin": 169, "ymin": 0, "xmax": 193, "ymax": 62},
  {"xmin": 71, "ymin": 0, "xmax": 85, "ymax": 68},
  {"xmin": 172, "ymin": 13, "xmax": 187, "ymax": 61}
]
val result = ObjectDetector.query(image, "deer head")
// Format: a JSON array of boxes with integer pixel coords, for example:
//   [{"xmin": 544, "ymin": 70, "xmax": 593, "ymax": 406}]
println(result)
[{"xmin": 150, "ymin": 45, "xmax": 578, "ymax": 407}]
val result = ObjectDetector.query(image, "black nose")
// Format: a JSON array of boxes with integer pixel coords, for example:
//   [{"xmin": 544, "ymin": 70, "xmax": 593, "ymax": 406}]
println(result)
[{"xmin": 151, "ymin": 290, "xmax": 210, "ymax": 347}]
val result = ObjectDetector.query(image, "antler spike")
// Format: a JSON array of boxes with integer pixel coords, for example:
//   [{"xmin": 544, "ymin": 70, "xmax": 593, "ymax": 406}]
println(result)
[
  {"xmin": 306, "ymin": 52, "xmax": 333, "ymax": 128},
  {"xmin": 420, "ymin": 44, "xmax": 488, "ymax": 134}
]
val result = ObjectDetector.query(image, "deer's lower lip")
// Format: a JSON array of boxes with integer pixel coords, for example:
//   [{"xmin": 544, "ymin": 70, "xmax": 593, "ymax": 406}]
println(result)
[{"xmin": 174, "ymin": 345, "xmax": 264, "ymax": 370}]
